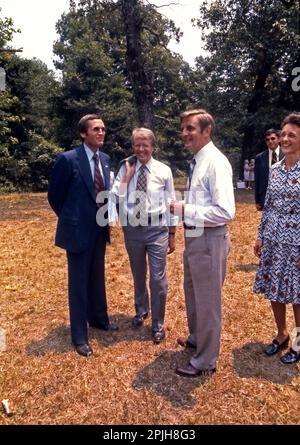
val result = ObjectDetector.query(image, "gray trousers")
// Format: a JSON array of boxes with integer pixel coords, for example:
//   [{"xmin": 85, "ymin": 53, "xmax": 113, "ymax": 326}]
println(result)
[
  {"xmin": 183, "ymin": 225, "xmax": 230, "ymax": 370},
  {"xmin": 123, "ymin": 225, "xmax": 169, "ymax": 332}
]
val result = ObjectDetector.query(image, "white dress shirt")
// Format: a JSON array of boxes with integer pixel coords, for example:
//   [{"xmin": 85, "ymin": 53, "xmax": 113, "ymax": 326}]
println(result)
[
  {"xmin": 184, "ymin": 141, "xmax": 235, "ymax": 227},
  {"xmin": 84, "ymin": 144, "xmax": 104, "ymax": 181},
  {"xmin": 268, "ymin": 146, "xmax": 280, "ymax": 168},
  {"xmin": 112, "ymin": 157, "xmax": 177, "ymax": 226}
]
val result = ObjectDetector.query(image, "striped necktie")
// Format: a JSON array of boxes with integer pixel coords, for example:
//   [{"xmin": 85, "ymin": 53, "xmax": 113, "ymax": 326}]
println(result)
[
  {"xmin": 271, "ymin": 151, "xmax": 278, "ymax": 165},
  {"xmin": 135, "ymin": 165, "xmax": 147, "ymax": 221},
  {"xmin": 93, "ymin": 153, "xmax": 104, "ymax": 205}
]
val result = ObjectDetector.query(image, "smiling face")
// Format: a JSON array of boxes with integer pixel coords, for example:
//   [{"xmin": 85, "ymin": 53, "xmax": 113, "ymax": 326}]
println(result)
[
  {"xmin": 132, "ymin": 134, "xmax": 154, "ymax": 164},
  {"xmin": 80, "ymin": 119, "xmax": 106, "ymax": 152},
  {"xmin": 280, "ymin": 123, "xmax": 300, "ymax": 157},
  {"xmin": 181, "ymin": 115, "xmax": 212, "ymax": 154}
]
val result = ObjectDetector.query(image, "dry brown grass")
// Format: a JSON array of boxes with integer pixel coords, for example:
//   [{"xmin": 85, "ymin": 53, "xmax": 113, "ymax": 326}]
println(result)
[{"xmin": 0, "ymin": 191, "xmax": 299, "ymax": 425}]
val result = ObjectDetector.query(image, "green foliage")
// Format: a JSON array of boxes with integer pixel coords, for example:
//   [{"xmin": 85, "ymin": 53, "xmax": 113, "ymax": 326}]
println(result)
[
  {"xmin": 0, "ymin": 132, "xmax": 63, "ymax": 192},
  {"xmin": 193, "ymin": 0, "xmax": 300, "ymax": 163},
  {"xmin": 52, "ymin": 0, "xmax": 194, "ymax": 172}
]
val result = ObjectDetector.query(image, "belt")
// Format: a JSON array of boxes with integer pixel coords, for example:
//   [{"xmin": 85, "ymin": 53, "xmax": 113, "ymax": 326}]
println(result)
[
  {"xmin": 125, "ymin": 213, "xmax": 163, "ymax": 225},
  {"xmin": 147, "ymin": 213, "xmax": 163, "ymax": 224},
  {"xmin": 183, "ymin": 223, "xmax": 197, "ymax": 230},
  {"xmin": 183, "ymin": 223, "xmax": 226, "ymax": 231}
]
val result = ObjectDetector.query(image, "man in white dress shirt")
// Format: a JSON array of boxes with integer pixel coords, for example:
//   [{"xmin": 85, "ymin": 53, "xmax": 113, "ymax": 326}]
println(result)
[
  {"xmin": 112, "ymin": 127, "xmax": 177, "ymax": 344},
  {"xmin": 170, "ymin": 109, "xmax": 235, "ymax": 377}
]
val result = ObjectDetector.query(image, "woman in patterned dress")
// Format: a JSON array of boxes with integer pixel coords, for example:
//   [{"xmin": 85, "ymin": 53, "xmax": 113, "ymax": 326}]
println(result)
[{"xmin": 253, "ymin": 113, "xmax": 300, "ymax": 364}]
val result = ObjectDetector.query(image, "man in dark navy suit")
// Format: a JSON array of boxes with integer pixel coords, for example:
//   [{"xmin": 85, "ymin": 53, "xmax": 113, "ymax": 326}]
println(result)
[
  {"xmin": 48, "ymin": 114, "xmax": 118, "ymax": 357},
  {"xmin": 255, "ymin": 128, "xmax": 283, "ymax": 210}
]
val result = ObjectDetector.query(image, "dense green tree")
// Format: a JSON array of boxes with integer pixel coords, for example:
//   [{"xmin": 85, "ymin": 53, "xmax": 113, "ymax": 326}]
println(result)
[
  {"xmin": 1, "ymin": 8, "xmax": 62, "ymax": 191},
  {"xmin": 193, "ymin": 0, "xmax": 300, "ymax": 172},
  {"xmin": 53, "ymin": 0, "xmax": 194, "ymax": 171}
]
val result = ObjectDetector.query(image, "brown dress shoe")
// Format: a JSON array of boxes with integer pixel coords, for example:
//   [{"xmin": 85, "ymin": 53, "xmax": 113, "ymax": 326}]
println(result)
[
  {"xmin": 177, "ymin": 337, "xmax": 196, "ymax": 349},
  {"xmin": 176, "ymin": 363, "xmax": 216, "ymax": 378}
]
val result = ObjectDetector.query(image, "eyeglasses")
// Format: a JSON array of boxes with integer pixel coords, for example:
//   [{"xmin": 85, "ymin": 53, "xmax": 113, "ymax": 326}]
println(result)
[{"xmin": 265, "ymin": 137, "xmax": 277, "ymax": 142}]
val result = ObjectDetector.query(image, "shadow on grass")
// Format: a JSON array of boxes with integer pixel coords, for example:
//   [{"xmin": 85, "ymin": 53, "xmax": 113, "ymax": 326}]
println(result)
[
  {"xmin": 132, "ymin": 350, "xmax": 214, "ymax": 408},
  {"xmin": 26, "ymin": 325, "xmax": 72, "ymax": 355},
  {"xmin": 232, "ymin": 342, "xmax": 299, "ymax": 384},
  {"xmin": 26, "ymin": 314, "xmax": 154, "ymax": 356}
]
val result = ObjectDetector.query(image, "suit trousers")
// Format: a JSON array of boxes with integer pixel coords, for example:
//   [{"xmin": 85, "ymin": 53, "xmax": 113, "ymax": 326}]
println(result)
[
  {"xmin": 183, "ymin": 225, "xmax": 230, "ymax": 370},
  {"xmin": 123, "ymin": 225, "xmax": 169, "ymax": 332},
  {"xmin": 67, "ymin": 227, "xmax": 109, "ymax": 345}
]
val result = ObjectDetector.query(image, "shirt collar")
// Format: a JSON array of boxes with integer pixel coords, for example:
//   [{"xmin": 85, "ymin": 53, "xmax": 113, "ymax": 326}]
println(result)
[
  {"xmin": 193, "ymin": 140, "xmax": 214, "ymax": 163},
  {"xmin": 269, "ymin": 146, "xmax": 280, "ymax": 156},
  {"xmin": 84, "ymin": 144, "xmax": 99, "ymax": 162},
  {"xmin": 136, "ymin": 157, "xmax": 153, "ymax": 173}
]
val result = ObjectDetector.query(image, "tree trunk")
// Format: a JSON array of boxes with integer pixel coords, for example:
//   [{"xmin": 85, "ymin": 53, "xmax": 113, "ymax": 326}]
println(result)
[
  {"xmin": 240, "ymin": 48, "xmax": 273, "ymax": 176},
  {"xmin": 120, "ymin": 0, "xmax": 154, "ymax": 130}
]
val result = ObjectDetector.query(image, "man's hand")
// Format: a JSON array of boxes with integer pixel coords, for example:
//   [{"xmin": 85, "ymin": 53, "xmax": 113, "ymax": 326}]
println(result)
[
  {"xmin": 254, "ymin": 239, "xmax": 263, "ymax": 258},
  {"xmin": 297, "ymin": 258, "xmax": 300, "ymax": 270},
  {"xmin": 169, "ymin": 199, "xmax": 185, "ymax": 218},
  {"xmin": 121, "ymin": 160, "xmax": 136, "ymax": 185}
]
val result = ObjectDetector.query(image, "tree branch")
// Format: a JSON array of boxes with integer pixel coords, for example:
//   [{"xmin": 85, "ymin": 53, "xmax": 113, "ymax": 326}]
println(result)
[{"xmin": 0, "ymin": 48, "xmax": 23, "ymax": 53}]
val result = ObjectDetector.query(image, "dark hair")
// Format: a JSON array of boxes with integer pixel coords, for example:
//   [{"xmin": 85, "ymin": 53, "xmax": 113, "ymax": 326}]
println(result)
[
  {"xmin": 78, "ymin": 114, "xmax": 103, "ymax": 136},
  {"xmin": 265, "ymin": 128, "xmax": 280, "ymax": 138},
  {"xmin": 281, "ymin": 113, "xmax": 300, "ymax": 129},
  {"xmin": 180, "ymin": 109, "xmax": 215, "ymax": 135}
]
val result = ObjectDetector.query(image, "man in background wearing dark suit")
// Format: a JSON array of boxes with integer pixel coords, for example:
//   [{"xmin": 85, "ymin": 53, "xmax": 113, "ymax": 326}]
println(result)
[
  {"xmin": 255, "ymin": 129, "xmax": 282, "ymax": 210},
  {"xmin": 48, "ymin": 114, "xmax": 118, "ymax": 357}
]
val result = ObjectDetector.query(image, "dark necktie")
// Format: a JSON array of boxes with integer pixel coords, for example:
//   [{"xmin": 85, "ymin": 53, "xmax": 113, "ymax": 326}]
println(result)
[
  {"xmin": 271, "ymin": 151, "xmax": 278, "ymax": 165},
  {"xmin": 93, "ymin": 153, "xmax": 104, "ymax": 204},
  {"xmin": 135, "ymin": 165, "xmax": 147, "ymax": 220},
  {"xmin": 188, "ymin": 159, "xmax": 196, "ymax": 190}
]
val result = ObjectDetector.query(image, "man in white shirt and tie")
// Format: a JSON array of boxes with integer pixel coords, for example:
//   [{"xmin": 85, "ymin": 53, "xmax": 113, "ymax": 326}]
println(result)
[
  {"xmin": 170, "ymin": 109, "xmax": 235, "ymax": 377},
  {"xmin": 112, "ymin": 127, "xmax": 177, "ymax": 344}
]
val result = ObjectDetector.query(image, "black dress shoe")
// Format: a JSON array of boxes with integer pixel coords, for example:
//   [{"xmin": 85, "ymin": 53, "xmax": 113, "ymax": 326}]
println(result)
[
  {"xmin": 131, "ymin": 313, "xmax": 148, "ymax": 328},
  {"xmin": 177, "ymin": 337, "xmax": 196, "ymax": 349},
  {"xmin": 280, "ymin": 348, "xmax": 300, "ymax": 364},
  {"xmin": 264, "ymin": 335, "xmax": 289, "ymax": 356},
  {"xmin": 90, "ymin": 322, "xmax": 119, "ymax": 331},
  {"xmin": 153, "ymin": 330, "xmax": 165, "ymax": 344},
  {"xmin": 176, "ymin": 363, "xmax": 216, "ymax": 378},
  {"xmin": 75, "ymin": 343, "xmax": 93, "ymax": 357}
]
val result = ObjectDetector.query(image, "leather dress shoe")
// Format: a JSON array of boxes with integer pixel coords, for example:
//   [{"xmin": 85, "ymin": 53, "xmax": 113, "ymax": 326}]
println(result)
[
  {"xmin": 75, "ymin": 343, "xmax": 93, "ymax": 357},
  {"xmin": 264, "ymin": 335, "xmax": 289, "ymax": 356},
  {"xmin": 153, "ymin": 330, "xmax": 165, "ymax": 344},
  {"xmin": 90, "ymin": 322, "xmax": 119, "ymax": 331},
  {"xmin": 280, "ymin": 348, "xmax": 300, "ymax": 364},
  {"xmin": 176, "ymin": 363, "xmax": 216, "ymax": 378},
  {"xmin": 177, "ymin": 336, "xmax": 196, "ymax": 349},
  {"xmin": 131, "ymin": 313, "xmax": 148, "ymax": 328}
]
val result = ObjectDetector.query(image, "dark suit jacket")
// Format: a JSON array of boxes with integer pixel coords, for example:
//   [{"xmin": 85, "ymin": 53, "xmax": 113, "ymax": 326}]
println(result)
[
  {"xmin": 254, "ymin": 149, "xmax": 283, "ymax": 209},
  {"xmin": 48, "ymin": 145, "xmax": 110, "ymax": 253}
]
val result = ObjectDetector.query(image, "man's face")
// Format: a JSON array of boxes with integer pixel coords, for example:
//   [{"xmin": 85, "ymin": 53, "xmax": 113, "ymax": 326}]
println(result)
[
  {"xmin": 280, "ymin": 124, "xmax": 300, "ymax": 157},
  {"xmin": 265, "ymin": 132, "xmax": 280, "ymax": 151},
  {"xmin": 181, "ymin": 115, "xmax": 211, "ymax": 154},
  {"xmin": 132, "ymin": 136, "xmax": 154, "ymax": 164},
  {"xmin": 80, "ymin": 119, "xmax": 106, "ymax": 151}
]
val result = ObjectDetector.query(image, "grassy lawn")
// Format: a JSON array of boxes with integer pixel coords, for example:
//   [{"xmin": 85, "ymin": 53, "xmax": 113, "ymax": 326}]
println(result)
[{"xmin": 0, "ymin": 191, "xmax": 299, "ymax": 425}]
